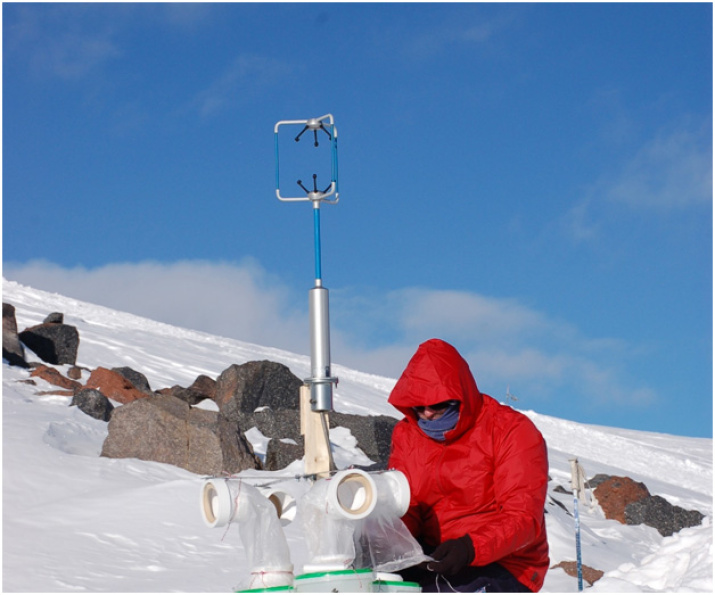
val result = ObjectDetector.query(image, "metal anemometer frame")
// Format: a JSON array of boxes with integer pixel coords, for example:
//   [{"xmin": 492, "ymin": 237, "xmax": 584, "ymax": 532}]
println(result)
[{"xmin": 274, "ymin": 114, "xmax": 339, "ymax": 412}]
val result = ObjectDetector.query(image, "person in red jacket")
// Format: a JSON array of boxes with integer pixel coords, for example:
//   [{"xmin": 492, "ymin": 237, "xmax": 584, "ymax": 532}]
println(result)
[{"xmin": 388, "ymin": 339, "xmax": 549, "ymax": 592}]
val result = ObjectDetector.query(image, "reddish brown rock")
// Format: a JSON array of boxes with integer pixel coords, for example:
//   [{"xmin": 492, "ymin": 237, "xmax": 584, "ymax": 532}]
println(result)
[
  {"xmin": 593, "ymin": 475, "xmax": 650, "ymax": 524},
  {"xmin": 157, "ymin": 374, "xmax": 217, "ymax": 406},
  {"xmin": 85, "ymin": 367, "xmax": 151, "ymax": 404},
  {"xmin": 67, "ymin": 366, "xmax": 84, "ymax": 380},
  {"xmin": 30, "ymin": 364, "xmax": 82, "ymax": 392},
  {"xmin": 551, "ymin": 561, "xmax": 604, "ymax": 586},
  {"xmin": 37, "ymin": 390, "xmax": 75, "ymax": 397}
]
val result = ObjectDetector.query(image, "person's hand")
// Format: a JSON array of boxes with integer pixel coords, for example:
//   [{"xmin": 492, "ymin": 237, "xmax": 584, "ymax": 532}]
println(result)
[{"xmin": 426, "ymin": 535, "xmax": 475, "ymax": 575}]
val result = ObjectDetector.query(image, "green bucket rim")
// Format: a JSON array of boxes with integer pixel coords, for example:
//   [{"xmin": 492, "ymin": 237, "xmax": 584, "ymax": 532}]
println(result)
[
  {"xmin": 372, "ymin": 580, "xmax": 421, "ymax": 587},
  {"xmin": 295, "ymin": 568, "xmax": 373, "ymax": 580}
]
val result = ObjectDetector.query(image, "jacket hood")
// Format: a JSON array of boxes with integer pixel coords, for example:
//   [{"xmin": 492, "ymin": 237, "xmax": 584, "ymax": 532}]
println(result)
[{"xmin": 388, "ymin": 339, "xmax": 483, "ymax": 441}]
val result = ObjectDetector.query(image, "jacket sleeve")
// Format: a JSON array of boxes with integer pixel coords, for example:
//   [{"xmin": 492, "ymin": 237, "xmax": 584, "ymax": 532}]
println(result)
[
  {"xmin": 388, "ymin": 421, "xmax": 425, "ymax": 539},
  {"xmin": 468, "ymin": 415, "xmax": 548, "ymax": 566}
]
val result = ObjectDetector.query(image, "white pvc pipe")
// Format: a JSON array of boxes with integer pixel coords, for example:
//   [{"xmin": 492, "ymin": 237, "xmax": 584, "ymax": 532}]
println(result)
[
  {"xmin": 324, "ymin": 469, "xmax": 410, "ymax": 520},
  {"xmin": 300, "ymin": 470, "xmax": 414, "ymax": 572},
  {"xmin": 200, "ymin": 479, "xmax": 296, "ymax": 528},
  {"xmin": 260, "ymin": 487, "xmax": 298, "ymax": 527},
  {"xmin": 200, "ymin": 479, "xmax": 294, "ymax": 590}
]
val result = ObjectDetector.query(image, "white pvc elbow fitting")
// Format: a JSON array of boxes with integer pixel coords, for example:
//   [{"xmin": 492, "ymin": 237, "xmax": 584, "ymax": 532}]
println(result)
[
  {"xmin": 299, "ymin": 469, "xmax": 413, "ymax": 573},
  {"xmin": 200, "ymin": 478, "xmax": 295, "ymax": 590},
  {"xmin": 325, "ymin": 469, "xmax": 410, "ymax": 520},
  {"xmin": 200, "ymin": 479, "xmax": 297, "ymax": 527}
]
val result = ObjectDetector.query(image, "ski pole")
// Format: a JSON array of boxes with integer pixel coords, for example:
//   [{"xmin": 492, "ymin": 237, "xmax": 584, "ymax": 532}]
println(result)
[{"xmin": 569, "ymin": 458, "xmax": 585, "ymax": 592}]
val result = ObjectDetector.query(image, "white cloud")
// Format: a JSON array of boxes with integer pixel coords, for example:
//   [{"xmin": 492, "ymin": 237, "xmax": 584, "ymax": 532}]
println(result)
[
  {"xmin": 397, "ymin": 288, "xmax": 549, "ymax": 340},
  {"xmin": 3, "ymin": 259, "xmax": 656, "ymax": 410},
  {"xmin": 3, "ymin": 259, "xmax": 309, "ymax": 356},
  {"xmin": 606, "ymin": 122, "xmax": 712, "ymax": 210}
]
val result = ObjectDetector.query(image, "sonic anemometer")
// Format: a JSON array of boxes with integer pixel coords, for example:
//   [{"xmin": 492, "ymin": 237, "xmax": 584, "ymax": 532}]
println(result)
[{"xmin": 274, "ymin": 114, "xmax": 340, "ymax": 412}]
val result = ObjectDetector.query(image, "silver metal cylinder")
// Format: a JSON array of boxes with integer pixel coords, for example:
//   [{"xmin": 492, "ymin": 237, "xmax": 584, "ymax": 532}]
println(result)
[{"xmin": 309, "ymin": 286, "xmax": 334, "ymax": 411}]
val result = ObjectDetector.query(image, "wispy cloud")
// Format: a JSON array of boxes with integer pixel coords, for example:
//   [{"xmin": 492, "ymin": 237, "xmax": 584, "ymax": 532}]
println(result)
[
  {"xmin": 4, "ymin": 259, "xmax": 657, "ymax": 411},
  {"xmin": 6, "ymin": 5, "xmax": 121, "ymax": 80},
  {"xmin": 190, "ymin": 54, "xmax": 293, "ymax": 117},
  {"xmin": 401, "ymin": 8, "xmax": 515, "ymax": 59},
  {"xmin": 561, "ymin": 119, "xmax": 712, "ymax": 243},
  {"xmin": 606, "ymin": 122, "xmax": 712, "ymax": 210}
]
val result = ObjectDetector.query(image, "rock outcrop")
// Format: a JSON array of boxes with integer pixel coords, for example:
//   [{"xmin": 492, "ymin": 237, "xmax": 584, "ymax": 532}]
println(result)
[{"xmin": 101, "ymin": 394, "xmax": 260, "ymax": 475}]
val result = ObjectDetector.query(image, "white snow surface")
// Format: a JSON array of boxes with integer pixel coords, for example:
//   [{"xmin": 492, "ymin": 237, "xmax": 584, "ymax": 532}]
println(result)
[{"xmin": 2, "ymin": 279, "xmax": 712, "ymax": 593}]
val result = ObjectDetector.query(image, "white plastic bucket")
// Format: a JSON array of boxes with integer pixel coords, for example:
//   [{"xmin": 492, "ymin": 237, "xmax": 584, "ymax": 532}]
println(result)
[{"xmin": 294, "ymin": 569, "xmax": 374, "ymax": 592}]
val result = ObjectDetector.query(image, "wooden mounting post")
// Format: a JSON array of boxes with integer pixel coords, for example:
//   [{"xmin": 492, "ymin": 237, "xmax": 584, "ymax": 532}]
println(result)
[{"xmin": 300, "ymin": 384, "xmax": 335, "ymax": 479}]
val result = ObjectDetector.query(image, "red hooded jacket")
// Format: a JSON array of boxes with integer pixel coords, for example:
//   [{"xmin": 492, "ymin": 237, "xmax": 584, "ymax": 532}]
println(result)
[{"xmin": 387, "ymin": 339, "xmax": 549, "ymax": 592}]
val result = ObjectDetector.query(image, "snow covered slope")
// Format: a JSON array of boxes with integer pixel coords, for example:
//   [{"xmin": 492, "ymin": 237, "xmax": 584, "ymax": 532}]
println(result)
[{"xmin": 2, "ymin": 280, "xmax": 712, "ymax": 592}]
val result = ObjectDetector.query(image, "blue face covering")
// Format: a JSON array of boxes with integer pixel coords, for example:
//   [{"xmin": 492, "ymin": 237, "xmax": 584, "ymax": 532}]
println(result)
[{"xmin": 417, "ymin": 401, "xmax": 461, "ymax": 441}]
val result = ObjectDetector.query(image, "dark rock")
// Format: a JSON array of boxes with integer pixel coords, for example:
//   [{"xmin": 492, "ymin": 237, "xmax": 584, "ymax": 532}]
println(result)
[
  {"xmin": 112, "ymin": 366, "xmax": 153, "ymax": 394},
  {"xmin": 215, "ymin": 361, "xmax": 302, "ymax": 419},
  {"xmin": 43, "ymin": 312, "xmax": 64, "ymax": 324},
  {"xmin": 587, "ymin": 474, "xmax": 612, "ymax": 489},
  {"xmin": 250, "ymin": 408, "xmax": 302, "ymax": 443},
  {"xmin": 264, "ymin": 437, "xmax": 304, "ymax": 471},
  {"xmin": 625, "ymin": 495, "xmax": 705, "ymax": 536},
  {"xmin": 2, "ymin": 302, "xmax": 28, "ymax": 368},
  {"xmin": 189, "ymin": 374, "xmax": 216, "ymax": 401},
  {"xmin": 214, "ymin": 361, "xmax": 304, "ymax": 451},
  {"xmin": 159, "ymin": 374, "xmax": 216, "ymax": 406},
  {"xmin": 72, "ymin": 388, "xmax": 114, "ymax": 422},
  {"xmin": 19, "ymin": 322, "xmax": 79, "ymax": 365},
  {"xmin": 545, "ymin": 494, "xmax": 571, "ymax": 515},
  {"xmin": 329, "ymin": 412, "xmax": 397, "ymax": 469}
]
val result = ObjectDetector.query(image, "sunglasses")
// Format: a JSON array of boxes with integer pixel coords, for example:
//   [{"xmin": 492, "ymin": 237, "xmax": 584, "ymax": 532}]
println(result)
[{"xmin": 413, "ymin": 400, "xmax": 457, "ymax": 413}]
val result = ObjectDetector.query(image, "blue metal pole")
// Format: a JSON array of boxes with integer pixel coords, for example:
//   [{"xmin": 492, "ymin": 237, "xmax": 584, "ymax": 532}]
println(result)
[
  {"xmin": 573, "ymin": 490, "xmax": 584, "ymax": 591},
  {"xmin": 313, "ymin": 205, "xmax": 322, "ymax": 283}
]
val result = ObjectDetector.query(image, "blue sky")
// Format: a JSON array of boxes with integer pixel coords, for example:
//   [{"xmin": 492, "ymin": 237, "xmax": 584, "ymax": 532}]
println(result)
[{"xmin": 3, "ymin": 3, "xmax": 712, "ymax": 438}]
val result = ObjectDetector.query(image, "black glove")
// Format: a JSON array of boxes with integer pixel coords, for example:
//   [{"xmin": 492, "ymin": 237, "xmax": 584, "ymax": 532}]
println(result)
[{"xmin": 427, "ymin": 534, "xmax": 475, "ymax": 576}]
